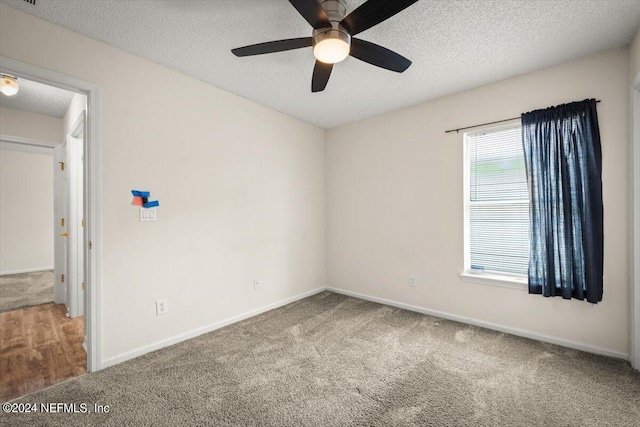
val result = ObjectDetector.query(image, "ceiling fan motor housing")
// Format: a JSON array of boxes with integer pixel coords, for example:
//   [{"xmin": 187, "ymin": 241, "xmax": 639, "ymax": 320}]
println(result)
[
  {"xmin": 320, "ymin": 0, "xmax": 347, "ymax": 22},
  {"xmin": 313, "ymin": 0, "xmax": 350, "ymax": 49}
]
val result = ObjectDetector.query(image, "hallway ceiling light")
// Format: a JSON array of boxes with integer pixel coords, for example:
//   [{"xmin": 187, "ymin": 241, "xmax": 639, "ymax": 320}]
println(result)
[{"xmin": 0, "ymin": 75, "xmax": 19, "ymax": 96}]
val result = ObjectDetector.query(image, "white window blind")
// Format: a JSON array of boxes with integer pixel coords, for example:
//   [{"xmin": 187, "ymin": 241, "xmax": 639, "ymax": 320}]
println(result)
[{"xmin": 467, "ymin": 126, "xmax": 530, "ymax": 276}]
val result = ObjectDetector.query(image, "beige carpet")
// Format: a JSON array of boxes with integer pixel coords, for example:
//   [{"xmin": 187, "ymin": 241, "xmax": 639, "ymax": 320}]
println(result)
[
  {"xmin": 0, "ymin": 270, "xmax": 54, "ymax": 313},
  {"xmin": 2, "ymin": 291, "xmax": 639, "ymax": 426}
]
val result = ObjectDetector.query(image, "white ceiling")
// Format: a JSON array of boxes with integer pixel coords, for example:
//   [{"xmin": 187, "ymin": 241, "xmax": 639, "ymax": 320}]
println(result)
[
  {"xmin": 2, "ymin": 0, "xmax": 639, "ymax": 128},
  {"xmin": 0, "ymin": 76, "xmax": 74, "ymax": 118}
]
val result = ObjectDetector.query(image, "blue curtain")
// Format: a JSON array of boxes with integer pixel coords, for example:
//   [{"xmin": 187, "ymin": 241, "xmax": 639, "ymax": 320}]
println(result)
[{"xmin": 522, "ymin": 99, "xmax": 603, "ymax": 303}]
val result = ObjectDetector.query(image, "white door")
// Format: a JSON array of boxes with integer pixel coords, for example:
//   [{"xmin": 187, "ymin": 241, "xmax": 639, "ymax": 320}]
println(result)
[
  {"xmin": 66, "ymin": 134, "xmax": 84, "ymax": 318},
  {"xmin": 53, "ymin": 144, "xmax": 68, "ymax": 305}
]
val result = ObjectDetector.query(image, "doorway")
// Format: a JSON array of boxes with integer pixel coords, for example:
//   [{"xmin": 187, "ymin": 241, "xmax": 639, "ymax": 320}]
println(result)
[
  {"xmin": 0, "ymin": 83, "xmax": 87, "ymax": 402},
  {"xmin": 0, "ymin": 56, "xmax": 101, "ymax": 400}
]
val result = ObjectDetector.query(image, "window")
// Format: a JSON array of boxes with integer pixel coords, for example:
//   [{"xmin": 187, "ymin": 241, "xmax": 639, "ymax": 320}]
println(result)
[{"xmin": 463, "ymin": 124, "xmax": 530, "ymax": 285}]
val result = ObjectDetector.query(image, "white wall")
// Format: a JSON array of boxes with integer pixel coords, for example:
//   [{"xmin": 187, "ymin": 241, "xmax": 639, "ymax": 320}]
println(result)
[
  {"xmin": 0, "ymin": 148, "xmax": 54, "ymax": 274},
  {"xmin": 327, "ymin": 48, "xmax": 630, "ymax": 356},
  {"xmin": 0, "ymin": 4, "xmax": 325, "ymax": 363},
  {"xmin": 0, "ymin": 106, "xmax": 63, "ymax": 142}
]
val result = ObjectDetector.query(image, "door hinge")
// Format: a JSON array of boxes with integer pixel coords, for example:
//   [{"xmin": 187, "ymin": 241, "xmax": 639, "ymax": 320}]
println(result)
[
  {"xmin": 81, "ymin": 218, "xmax": 85, "ymax": 227},
  {"xmin": 61, "ymin": 218, "xmax": 65, "ymax": 227},
  {"xmin": 59, "ymin": 161, "xmax": 65, "ymax": 171},
  {"xmin": 61, "ymin": 274, "xmax": 65, "ymax": 283},
  {"xmin": 82, "ymin": 282, "xmax": 85, "ymax": 290},
  {"xmin": 89, "ymin": 240, "xmax": 92, "ymax": 250}
]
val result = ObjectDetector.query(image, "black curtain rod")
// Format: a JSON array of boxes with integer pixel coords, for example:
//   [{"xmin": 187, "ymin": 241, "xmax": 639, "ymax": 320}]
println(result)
[{"xmin": 445, "ymin": 100, "xmax": 601, "ymax": 134}]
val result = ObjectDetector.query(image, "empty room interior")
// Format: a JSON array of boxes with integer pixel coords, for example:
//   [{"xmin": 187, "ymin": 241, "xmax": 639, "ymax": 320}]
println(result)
[{"xmin": 0, "ymin": 0, "xmax": 639, "ymax": 425}]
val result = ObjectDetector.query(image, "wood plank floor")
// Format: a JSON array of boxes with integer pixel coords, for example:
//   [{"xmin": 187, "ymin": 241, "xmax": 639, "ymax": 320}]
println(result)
[{"xmin": 0, "ymin": 303, "xmax": 86, "ymax": 402}]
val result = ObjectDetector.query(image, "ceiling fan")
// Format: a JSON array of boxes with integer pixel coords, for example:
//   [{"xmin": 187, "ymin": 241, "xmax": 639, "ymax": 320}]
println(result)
[{"xmin": 231, "ymin": 0, "xmax": 419, "ymax": 92}]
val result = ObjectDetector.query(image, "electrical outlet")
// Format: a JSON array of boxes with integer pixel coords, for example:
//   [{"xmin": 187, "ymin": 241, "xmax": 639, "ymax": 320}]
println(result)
[
  {"xmin": 254, "ymin": 279, "xmax": 260, "ymax": 290},
  {"xmin": 409, "ymin": 275, "xmax": 417, "ymax": 287},
  {"xmin": 156, "ymin": 299, "xmax": 168, "ymax": 315}
]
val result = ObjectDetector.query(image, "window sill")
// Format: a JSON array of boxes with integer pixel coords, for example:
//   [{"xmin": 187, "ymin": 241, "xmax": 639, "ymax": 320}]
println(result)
[{"xmin": 460, "ymin": 271, "xmax": 527, "ymax": 290}]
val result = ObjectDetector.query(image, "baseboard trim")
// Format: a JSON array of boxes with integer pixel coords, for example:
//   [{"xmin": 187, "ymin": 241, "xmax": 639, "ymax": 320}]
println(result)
[
  {"xmin": 101, "ymin": 285, "xmax": 629, "ymax": 370},
  {"xmin": 0, "ymin": 266, "xmax": 54, "ymax": 276},
  {"xmin": 327, "ymin": 287, "xmax": 629, "ymax": 361},
  {"xmin": 101, "ymin": 287, "xmax": 326, "ymax": 369}
]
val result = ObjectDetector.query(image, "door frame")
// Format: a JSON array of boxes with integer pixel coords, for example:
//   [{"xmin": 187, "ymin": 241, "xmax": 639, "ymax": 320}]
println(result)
[
  {"xmin": 632, "ymin": 72, "xmax": 640, "ymax": 370},
  {"xmin": 53, "ymin": 142, "xmax": 67, "ymax": 305},
  {"xmin": 0, "ymin": 56, "xmax": 103, "ymax": 372}
]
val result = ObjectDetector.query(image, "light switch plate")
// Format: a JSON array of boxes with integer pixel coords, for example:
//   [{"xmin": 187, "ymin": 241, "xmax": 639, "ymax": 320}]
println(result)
[{"xmin": 140, "ymin": 207, "xmax": 157, "ymax": 221}]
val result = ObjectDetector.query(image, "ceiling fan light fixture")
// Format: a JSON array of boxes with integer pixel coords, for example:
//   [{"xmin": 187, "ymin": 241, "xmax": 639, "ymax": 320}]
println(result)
[
  {"xmin": 231, "ymin": 0, "xmax": 417, "ymax": 92},
  {"xmin": 314, "ymin": 38, "xmax": 350, "ymax": 64},
  {"xmin": 0, "ymin": 75, "xmax": 19, "ymax": 96},
  {"xmin": 313, "ymin": 27, "xmax": 351, "ymax": 64}
]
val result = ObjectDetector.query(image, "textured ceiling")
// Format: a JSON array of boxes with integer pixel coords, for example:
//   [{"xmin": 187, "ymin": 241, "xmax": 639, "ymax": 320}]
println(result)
[
  {"xmin": 2, "ymin": 0, "xmax": 639, "ymax": 128},
  {"xmin": 0, "ymin": 76, "xmax": 74, "ymax": 118}
]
